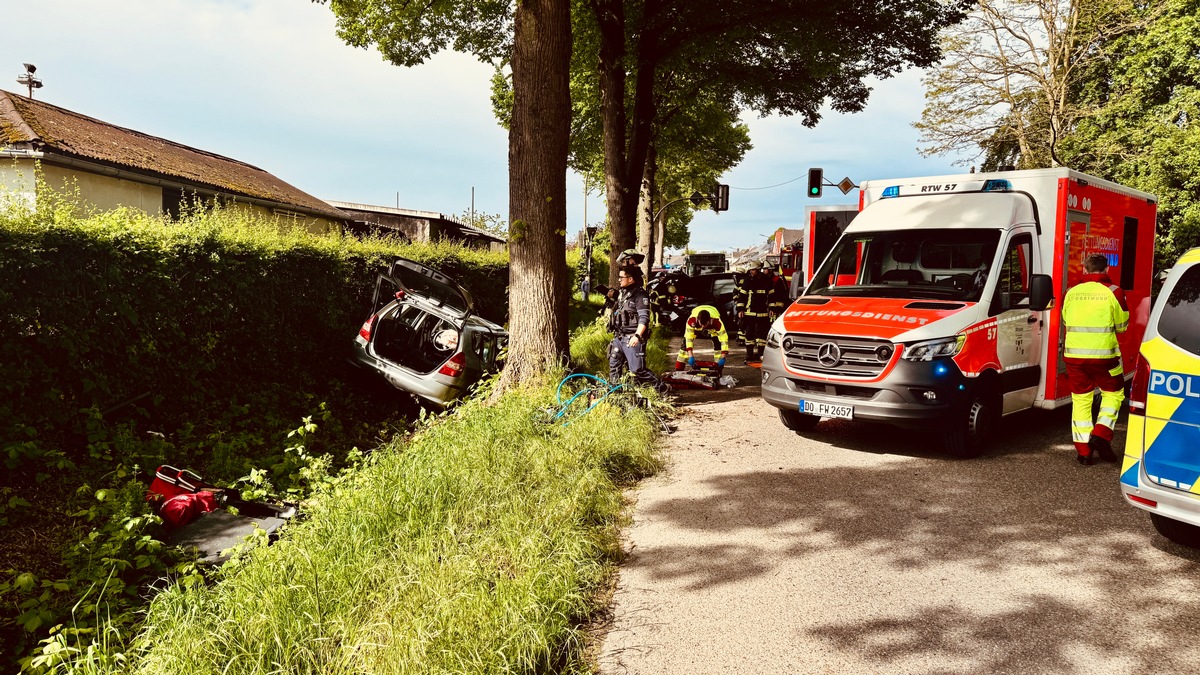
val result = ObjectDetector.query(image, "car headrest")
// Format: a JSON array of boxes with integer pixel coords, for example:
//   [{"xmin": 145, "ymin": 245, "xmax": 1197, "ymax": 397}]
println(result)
[{"xmin": 892, "ymin": 241, "xmax": 918, "ymax": 264}]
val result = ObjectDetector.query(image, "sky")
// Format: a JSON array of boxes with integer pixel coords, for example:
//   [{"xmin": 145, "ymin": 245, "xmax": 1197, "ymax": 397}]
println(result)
[{"xmin": 3, "ymin": 0, "xmax": 974, "ymax": 253}]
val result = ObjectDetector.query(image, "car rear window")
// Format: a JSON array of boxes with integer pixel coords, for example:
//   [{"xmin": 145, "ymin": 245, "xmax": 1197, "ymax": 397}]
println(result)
[
  {"xmin": 1158, "ymin": 265, "xmax": 1200, "ymax": 356},
  {"xmin": 713, "ymin": 278, "xmax": 737, "ymax": 296}
]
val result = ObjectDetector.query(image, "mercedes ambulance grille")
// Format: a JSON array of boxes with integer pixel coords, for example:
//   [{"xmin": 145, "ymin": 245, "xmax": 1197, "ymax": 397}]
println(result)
[{"xmin": 780, "ymin": 333, "xmax": 895, "ymax": 377}]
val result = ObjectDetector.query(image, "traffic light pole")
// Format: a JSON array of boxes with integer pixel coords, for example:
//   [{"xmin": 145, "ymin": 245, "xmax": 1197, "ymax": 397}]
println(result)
[{"xmin": 646, "ymin": 184, "xmax": 729, "ymax": 273}]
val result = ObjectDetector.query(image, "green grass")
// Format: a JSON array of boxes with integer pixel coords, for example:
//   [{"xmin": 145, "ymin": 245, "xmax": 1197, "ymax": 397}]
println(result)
[
  {"xmin": 2, "ymin": 189, "xmax": 667, "ymax": 673},
  {"xmin": 67, "ymin": 379, "xmax": 658, "ymax": 674}
]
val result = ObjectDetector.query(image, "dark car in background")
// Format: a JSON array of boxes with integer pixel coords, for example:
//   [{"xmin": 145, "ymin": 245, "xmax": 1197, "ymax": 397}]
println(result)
[
  {"xmin": 352, "ymin": 258, "xmax": 507, "ymax": 408},
  {"xmin": 654, "ymin": 272, "xmax": 740, "ymax": 334}
]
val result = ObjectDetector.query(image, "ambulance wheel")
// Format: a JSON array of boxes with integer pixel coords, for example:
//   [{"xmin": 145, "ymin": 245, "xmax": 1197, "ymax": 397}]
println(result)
[
  {"xmin": 942, "ymin": 390, "xmax": 998, "ymax": 458},
  {"xmin": 1149, "ymin": 514, "xmax": 1200, "ymax": 548},
  {"xmin": 779, "ymin": 408, "xmax": 820, "ymax": 433}
]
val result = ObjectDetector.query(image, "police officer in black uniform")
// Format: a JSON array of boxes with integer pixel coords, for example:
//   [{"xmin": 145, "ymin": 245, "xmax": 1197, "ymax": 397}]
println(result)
[
  {"xmin": 608, "ymin": 266, "xmax": 670, "ymax": 394},
  {"xmin": 599, "ymin": 248, "xmax": 645, "ymax": 313}
]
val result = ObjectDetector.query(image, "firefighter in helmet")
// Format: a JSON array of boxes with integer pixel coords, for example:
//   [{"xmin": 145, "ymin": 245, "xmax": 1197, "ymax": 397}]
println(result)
[
  {"xmin": 733, "ymin": 265, "xmax": 748, "ymax": 344},
  {"xmin": 767, "ymin": 266, "xmax": 789, "ymax": 322},
  {"xmin": 737, "ymin": 260, "xmax": 774, "ymax": 364}
]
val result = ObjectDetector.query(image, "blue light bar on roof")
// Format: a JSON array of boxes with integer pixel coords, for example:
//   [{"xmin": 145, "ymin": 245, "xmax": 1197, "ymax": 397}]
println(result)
[
  {"xmin": 881, "ymin": 186, "xmax": 901, "ymax": 198},
  {"xmin": 982, "ymin": 179, "xmax": 1012, "ymax": 192}
]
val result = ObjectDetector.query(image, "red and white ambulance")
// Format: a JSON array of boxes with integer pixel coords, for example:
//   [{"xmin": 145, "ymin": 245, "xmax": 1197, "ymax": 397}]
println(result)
[{"xmin": 760, "ymin": 168, "xmax": 1157, "ymax": 456}]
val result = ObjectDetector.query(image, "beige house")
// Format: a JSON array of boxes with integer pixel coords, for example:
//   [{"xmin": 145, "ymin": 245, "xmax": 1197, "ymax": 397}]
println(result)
[
  {"xmin": 328, "ymin": 201, "xmax": 506, "ymax": 252},
  {"xmin": 0, "ymin": 89, "xmax": 347, "ymax": 232}
]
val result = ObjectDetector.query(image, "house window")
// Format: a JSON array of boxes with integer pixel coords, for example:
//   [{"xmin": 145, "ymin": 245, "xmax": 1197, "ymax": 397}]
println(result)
[{"xmin": 162, "ymin": 187, "xmax": 184, "ymax": 220}]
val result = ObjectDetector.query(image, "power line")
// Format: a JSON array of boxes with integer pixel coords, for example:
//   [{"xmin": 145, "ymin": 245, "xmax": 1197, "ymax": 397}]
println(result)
[{"xmin": 729, "ymin": 174, "xmax": 806, "ymax": 191}]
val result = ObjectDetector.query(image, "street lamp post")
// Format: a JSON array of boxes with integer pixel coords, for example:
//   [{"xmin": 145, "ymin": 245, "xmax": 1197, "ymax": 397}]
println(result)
[
  {"xmin": 583, "ymin": 226, "xmax": 599, "ymax": 298},
  {"xmin": 649, "ymin": 192, "xmax": 708, "ymax": 272}
]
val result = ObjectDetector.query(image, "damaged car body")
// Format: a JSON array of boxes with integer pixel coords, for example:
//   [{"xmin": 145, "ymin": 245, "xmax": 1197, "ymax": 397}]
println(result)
[{"xmin": 352, "ymin": 258, "xmax": 507, "ymax": 408}]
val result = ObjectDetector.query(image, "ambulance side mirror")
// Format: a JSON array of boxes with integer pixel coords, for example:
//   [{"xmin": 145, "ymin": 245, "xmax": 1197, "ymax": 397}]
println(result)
[{"xmin": 1029, "ymin": 274, "xmax": 1054, "ymax": 311}]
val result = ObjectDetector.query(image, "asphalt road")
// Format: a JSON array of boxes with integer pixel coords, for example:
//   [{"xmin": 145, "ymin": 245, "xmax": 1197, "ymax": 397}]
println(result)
[{"xmin": 597, "ymin": 338, "xmax": 1200, "ymax": 674}]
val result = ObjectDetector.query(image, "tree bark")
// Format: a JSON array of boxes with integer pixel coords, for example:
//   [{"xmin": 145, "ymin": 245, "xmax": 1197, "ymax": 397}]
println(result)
[
  {"xmin": 592, "ymin": 0, "xmax": 630, "ymax": 286},
  {"xmin": 637, "ymin": 144, "xmax": 656, "ymax": 275},
  {"xmin": 497, "ymin": 0, "xmax": 573, "ymax": 390}
]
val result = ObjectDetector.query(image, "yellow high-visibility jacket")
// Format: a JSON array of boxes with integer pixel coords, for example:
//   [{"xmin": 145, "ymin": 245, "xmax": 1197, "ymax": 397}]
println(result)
[
  {"xmin": 1062, "ymin": 275, "xmax": 1129, "ymax": 360},
  {"xmin": 684, "ymin": 304, "xmax": 730, "ymax": 352}
]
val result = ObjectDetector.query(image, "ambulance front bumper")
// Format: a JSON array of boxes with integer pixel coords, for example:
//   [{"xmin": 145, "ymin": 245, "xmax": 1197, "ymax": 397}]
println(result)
[{"xmin": 759, "ymin": 344, "xmax": 972, "ymax": 429}]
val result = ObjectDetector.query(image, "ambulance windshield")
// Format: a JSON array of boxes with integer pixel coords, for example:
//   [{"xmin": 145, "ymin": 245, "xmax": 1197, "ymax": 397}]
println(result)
[{"xmin": 806, "ymin": 229, "xmax": 1001, "ymax": 301}]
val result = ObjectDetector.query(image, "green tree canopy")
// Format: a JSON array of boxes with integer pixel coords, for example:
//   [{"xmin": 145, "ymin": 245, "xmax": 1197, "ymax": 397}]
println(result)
[
  {"xmin": 1062, "ymin": 0, "xmax": 1200, "ymax": 267},
  {"xmin": 588, "ymin": 0, "xmax": 968, "ymax": 278}
]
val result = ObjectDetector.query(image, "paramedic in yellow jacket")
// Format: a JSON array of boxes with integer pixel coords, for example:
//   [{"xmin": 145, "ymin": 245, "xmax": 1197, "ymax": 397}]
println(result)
[
  {"xmin": 1062, "ymin": 253, "xmax": 1130, "ymax": 466},
  {"xmin": 676, "ymin": 305, "xmax": 730, "ymax": 375}
]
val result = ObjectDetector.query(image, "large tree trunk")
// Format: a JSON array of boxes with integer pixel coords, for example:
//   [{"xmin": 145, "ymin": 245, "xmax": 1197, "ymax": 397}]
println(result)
[
  {"xmin": 637, "ymin": 147, "xmax": 655, "ymax": 275},
  {"xmin": 592, "ymin": 0, "xmax": 630, "ymax": 286},
  {"xmin": 497, "ymin": 0, "xmax": 572, "ymax": 390},
  {"xmin": 637, "ymin": 143, "xmax": 659, "ymax": 275},
  {"xmin": 591, "ymin": 1, "xmax": 662, "ymax": 285}
]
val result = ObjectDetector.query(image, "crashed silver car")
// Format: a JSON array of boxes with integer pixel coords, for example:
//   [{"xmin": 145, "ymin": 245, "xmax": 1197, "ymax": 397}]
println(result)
[{"xmin": 352, "ymin": 258, "xmax": 507, "ymax": 408}]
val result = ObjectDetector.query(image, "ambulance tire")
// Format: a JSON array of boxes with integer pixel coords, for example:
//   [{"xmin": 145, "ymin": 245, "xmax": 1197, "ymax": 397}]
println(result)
[
  {"xmin": 1149, "ymin": 513, "xmax": 1200, "ymax": 548},
  {"xmin": 941, "ymin": 388, "xmax": 999, "ymax": 458},
  {"xmin": 779, "ymin": 408, "xmax": 820, "ymax": 433}
]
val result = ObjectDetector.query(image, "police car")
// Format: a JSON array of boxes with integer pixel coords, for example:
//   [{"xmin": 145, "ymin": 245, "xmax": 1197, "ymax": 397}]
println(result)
[{"xmin": 1121, "ymin": 247, "xmax": 1200, "ymax": 547}]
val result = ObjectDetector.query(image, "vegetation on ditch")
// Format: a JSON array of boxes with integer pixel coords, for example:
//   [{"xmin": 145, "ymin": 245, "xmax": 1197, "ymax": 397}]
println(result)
[
  {"xmin": 0, "ymin": 194, "xmax": 501, "ymax": 668},
  {"xmin": 1, "ymin": 192, "xmax": 669, "ymax": 672},
  {"xmin": 52, "ymin": 379, "xmax": 659, "ymax": 674}
]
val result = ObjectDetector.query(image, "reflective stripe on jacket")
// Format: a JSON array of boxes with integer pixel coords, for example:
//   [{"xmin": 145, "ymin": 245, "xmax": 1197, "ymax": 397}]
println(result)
[
  {"xmin": 737, "ymin": 273, "xmax": 774, "ymax": 315},
  {"xmin": 1062, "ymin": 277, "xmax": 1129, "ymax": 359}
]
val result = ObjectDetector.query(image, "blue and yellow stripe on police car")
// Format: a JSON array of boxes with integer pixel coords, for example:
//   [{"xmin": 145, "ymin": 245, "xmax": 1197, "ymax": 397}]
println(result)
[{"xmin": 1123, "ymin": 335, "xmax": 1200, "ymax": 490}]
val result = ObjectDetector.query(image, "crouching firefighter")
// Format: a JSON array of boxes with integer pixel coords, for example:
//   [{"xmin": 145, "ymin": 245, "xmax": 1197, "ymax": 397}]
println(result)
[
  {"xmin": 676, "ymin": 305, "xmax": 730, "ymax": 376},
  {"xmin": 608, "ymin": 267, "xmax": 671, "ymax": 395}
]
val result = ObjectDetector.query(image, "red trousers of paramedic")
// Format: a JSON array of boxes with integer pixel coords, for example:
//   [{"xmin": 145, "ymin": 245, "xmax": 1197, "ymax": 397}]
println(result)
[{"xmin": 1064, "ymin": 357, "xmax": 1124, "ymax": 458}]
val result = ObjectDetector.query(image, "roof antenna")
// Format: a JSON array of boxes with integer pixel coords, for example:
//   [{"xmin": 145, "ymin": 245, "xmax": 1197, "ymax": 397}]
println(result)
[{"xmin": 17, "ymin": 63, "xmax": 43, "ymax": 98}]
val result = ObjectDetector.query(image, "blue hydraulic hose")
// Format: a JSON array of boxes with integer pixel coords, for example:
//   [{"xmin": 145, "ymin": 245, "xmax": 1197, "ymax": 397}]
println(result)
[{"xmin": 553, "ymin": 373, "xmax": 624, "ymax": 424}]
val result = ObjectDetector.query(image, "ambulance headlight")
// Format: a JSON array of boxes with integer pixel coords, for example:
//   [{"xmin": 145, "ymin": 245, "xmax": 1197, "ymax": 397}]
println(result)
[
  {"xmin": 902, "ymin": 336, "xmax": 965, "ymax": 361},
  {"xmin": 767, "ymin": 326, "xmax": 782, "ymax": 349}
]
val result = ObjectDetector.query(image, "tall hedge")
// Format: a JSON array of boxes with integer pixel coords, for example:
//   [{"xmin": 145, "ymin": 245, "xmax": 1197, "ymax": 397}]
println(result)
[{"xmin": 0, "ymin": 205, "xmax": 509, "ymax": 469}]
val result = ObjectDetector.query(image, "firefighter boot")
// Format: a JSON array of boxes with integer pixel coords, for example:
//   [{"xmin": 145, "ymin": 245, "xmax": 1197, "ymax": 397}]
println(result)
[{"xmin": 1089, "ymin": 435, "xmax": 1118, "ymax": 463}]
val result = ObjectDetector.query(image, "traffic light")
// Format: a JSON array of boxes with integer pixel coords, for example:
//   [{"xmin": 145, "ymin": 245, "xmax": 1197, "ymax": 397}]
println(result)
[
  {"xmin": 713, "ymin": 184, "xmax": 730, "ymax": 212},
  {"xmin": 807, "ymin": 168, "xmax": 823, "ymax": 198}
]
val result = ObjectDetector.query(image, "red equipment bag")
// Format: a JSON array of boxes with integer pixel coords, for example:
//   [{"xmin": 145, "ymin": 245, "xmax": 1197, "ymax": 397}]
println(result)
[
  {"xmin": 147, "ymin": 465, "xmax": 220, "ymax": 502},
  {"xmin": 159, "ymin": 491, "xmax": 220, "ymax": 528}
]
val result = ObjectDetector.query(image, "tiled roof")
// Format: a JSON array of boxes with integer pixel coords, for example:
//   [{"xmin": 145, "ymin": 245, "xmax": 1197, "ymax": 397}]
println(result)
[
  {"xmin": 327, "ymin": 201, "xmax": 506, "ymax": 243},
  {"xmin": 0, "ymin": 89, "xmax": 346, "ymax": 220}
]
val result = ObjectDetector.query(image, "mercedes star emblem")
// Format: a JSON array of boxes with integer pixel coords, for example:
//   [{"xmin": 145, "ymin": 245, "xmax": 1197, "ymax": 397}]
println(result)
[{"xmin": 817, "ymin": 342, "xmax": 842, "ymax": 367}]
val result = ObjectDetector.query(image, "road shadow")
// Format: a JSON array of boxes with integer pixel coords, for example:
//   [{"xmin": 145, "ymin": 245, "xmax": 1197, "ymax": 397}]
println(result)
[
  {"xmin": 792, "ymin": 405, "xmax": 1089, "ymax": 461},
  {"xmin": 629, "ymin": 440, "xmax": 1200, "ymax": 672}
]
